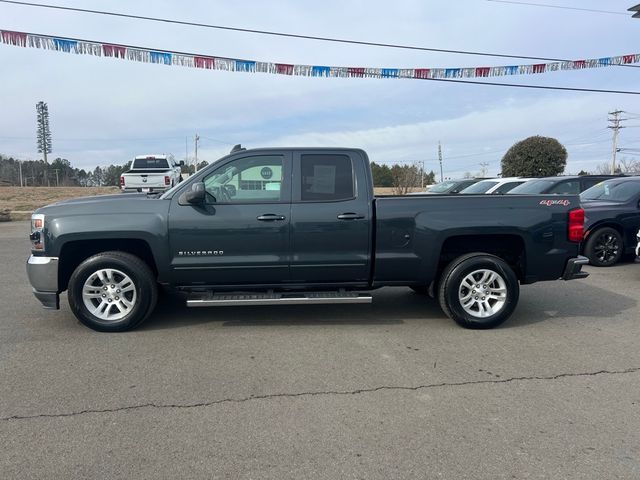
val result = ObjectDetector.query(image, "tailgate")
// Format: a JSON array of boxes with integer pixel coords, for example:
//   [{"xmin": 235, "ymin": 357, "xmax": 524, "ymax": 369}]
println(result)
[{"xmin": 122, "ymin": 173, "xmax": 167, "ymax": 188}]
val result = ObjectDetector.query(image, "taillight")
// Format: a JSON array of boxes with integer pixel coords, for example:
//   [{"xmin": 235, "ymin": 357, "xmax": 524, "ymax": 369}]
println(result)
[
  {"xmin": 164, "ymin": 176, "xmax": 170, "ymax": 186},
  {"xmin": 568, "ymin": 208, "xmax": 585, "ymax": 242},
  {"xmin": 120, "ymin": 176, "xmax": 125, "ymax": 187}
]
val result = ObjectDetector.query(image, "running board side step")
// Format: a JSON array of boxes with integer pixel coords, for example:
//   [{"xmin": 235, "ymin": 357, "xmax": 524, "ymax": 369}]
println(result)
[{"xmin": 186, "ymin": 291, "xmax": 373, "ymax": 307}]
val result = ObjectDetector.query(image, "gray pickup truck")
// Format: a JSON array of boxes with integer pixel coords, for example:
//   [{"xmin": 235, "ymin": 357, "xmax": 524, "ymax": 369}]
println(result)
[{"xmin": 26, "ymin": 146, "xmax": 588, "ymax": 332}]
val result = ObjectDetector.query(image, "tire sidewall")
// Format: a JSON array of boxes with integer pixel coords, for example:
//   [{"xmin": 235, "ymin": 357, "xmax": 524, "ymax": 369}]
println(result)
[
  {"xmin": 585, "ymin": 227, "xmax": 623, "ymax": 267},
  {"xmin": 68, "ymin": 254, "xmax": 154, "ymax": 332},
  {"xmin": 443, "ymin": 255, "xmax": 519, "ymax": 329}
]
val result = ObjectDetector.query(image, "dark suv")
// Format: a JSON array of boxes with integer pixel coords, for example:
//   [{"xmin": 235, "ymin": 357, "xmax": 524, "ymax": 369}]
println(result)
[{"xmin": 507, "ymin": 175, "xmax": 619, "ymax": 195}]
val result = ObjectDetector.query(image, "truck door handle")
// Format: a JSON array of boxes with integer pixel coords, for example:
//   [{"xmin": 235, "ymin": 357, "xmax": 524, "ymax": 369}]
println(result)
[
  {"xmin": 337, "ymin": 213, "xmax": 365, "ymax": 220},
  {"xmin": 257, "ymin": 214, "xmax": 286, "ymax": 221}
]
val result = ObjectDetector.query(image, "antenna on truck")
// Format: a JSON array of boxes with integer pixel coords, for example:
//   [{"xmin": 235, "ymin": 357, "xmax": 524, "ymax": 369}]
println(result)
[{"xmin": 230, "ymin": 144, "xmax": 246, "ymax": 154}]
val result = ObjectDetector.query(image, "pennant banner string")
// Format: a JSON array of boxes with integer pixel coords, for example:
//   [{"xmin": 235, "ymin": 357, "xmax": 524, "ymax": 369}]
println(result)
[{"xmin": 2, "ymin": 29, "xmax": 638, "ymax": 81}]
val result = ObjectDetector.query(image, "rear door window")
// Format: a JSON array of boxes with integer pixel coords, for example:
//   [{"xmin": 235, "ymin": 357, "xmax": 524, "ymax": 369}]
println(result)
[
  {"xmin": 548, "ymin": 181, "xmax": 580, "ymax": 194},
  {"xmin": 300, "ymin": 154, "xmax": 354, "ymax": 201},
  {"xmin": 492, "ymin": 181, "xmax": 524, "ymax": 194}
]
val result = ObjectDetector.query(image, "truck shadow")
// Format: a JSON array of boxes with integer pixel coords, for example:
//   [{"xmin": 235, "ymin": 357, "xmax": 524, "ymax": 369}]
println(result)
[
  {"xmin": 140, "ymin": 279, "xmax": 637, "ymax": 331},
  {"xmin": 141, "ymin": 288, "xmax": 446, "ymax": 330},
  {"xmin": 504, "ymin": 279, "xmax": 637, "ymax": 328}
]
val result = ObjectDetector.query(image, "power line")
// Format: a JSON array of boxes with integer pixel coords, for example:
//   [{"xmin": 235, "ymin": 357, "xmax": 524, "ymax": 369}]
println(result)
[
  {"xmin": 486, "ymin": 0, "xmax": 629, "ymax": 16},
  {"xmin": 418, "ymin": 76, "xmax": 640, "ymax": 95},
  {"xmin": 1, "ymin": 0, "xmax": 639, "ymax": 68}
]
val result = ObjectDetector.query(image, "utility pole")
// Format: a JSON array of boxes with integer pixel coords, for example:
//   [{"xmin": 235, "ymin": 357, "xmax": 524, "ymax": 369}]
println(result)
[
  {"xmin": 418, "ymin": 161, "xmax": 425, "ymax": 189},
  {"xmin": 54, "ymin": 168, "xmax": 59, "ymax": 187},
  {"xmin": 194, "ymin": 133, "xmax": 200, "ymax": 172},
  {"xmin": 608, "ymin": 110, "xmax": 625, "ymax": 174},
  {"xmin": 438, "ymin": 141, "xmax": 444, "ymax": 182},
  {"xmin": 18, "ymin": 160, "xmax": 23, "ymax": 187}
]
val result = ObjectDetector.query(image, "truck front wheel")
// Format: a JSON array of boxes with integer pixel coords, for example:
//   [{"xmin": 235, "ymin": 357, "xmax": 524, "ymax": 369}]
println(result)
[
  {"xmin": 67, "ymin": 251, "xmax": 158, "ymax": 332},
  {"xmin": 438, "ymin": 253, "xmax": 519, "ymax": 329}
]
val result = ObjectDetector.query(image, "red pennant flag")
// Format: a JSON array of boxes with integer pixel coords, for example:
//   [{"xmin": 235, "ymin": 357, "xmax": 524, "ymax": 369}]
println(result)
[
  {"xmin": 1, "ymin": 31, "xmax": 27, "ymax": 46},
  {"xmin": 275, "ymin": 63, "xmax": 294, "ymax": 75},
  {"xmin": 414, "ymin": 68, "xmax": 431, "ymax": 79},
  {"xmin": 194, "ymin": 56, "xmax": 215, "ymax": 69}
]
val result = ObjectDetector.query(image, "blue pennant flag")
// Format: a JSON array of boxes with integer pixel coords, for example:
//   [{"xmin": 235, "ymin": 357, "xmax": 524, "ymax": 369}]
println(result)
[
  {"xmin": 504, "ymin": 65, "xmax": 519, "ymax": 75},
  {"xmin": 53, "ymin": 38, "xmax": 78, "ymax": 52},
  {"xmin": 311, "ymin": 66, "xmax": 330, "ymax": 77},
  {"xmin": 445, "ymin": 68, "xmax": 461, "ymax": 78},
  {"xmin": 149, "ymin": 51, "xmax": 172, "ymax": 64},
  {"xmin": 235, "ymin": 60, "xmax": 256, "ymax": 72},
  {"xmin": 381, "ymin": 68, "xmax": 399, "ymax": 78},
  {"xmin": 598, "ymin": 57, "xmax": 611, "ymax": 66}
]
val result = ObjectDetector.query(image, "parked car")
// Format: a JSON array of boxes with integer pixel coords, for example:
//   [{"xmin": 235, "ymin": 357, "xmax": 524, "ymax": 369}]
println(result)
[
  {"xmin": 580, "ymin": 177, "xmax": 640, "ymax": 266},
  {"xmin": 459, "ymin": 177, "xmax": 531, "ymax": 195},
  {"xmin": 508, "ymin": 175, "xmax": 619, "ymax": 195},
  {"xmin": 636, "ymin": 229, "xmax": 640, "ymax": 259},
  {"xmin": 120, "ymin": 155, "xmax": 184, "ymax": 193},
  {"xmin": 410, "ymin": 178, "xmax": 485, "ymax": 195},
  {"xmin": 26, "ymin": 146, "xmax": 588, "ymax": 332}
]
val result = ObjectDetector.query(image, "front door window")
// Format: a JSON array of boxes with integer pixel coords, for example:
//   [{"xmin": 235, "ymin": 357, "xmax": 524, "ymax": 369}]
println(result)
[{"xmin": 204, "ymin": 155, "xmax": 285, "ymax": 203}]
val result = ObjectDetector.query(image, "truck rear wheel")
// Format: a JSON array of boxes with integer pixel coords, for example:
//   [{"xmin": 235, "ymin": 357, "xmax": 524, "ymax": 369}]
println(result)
[
  {"xmin": 438, "ymin": 253, "xmax": 519, "ymax": 329},
  {"xmin": 68, "ymin": 251, "xmax": 158, "ymax": 332}
]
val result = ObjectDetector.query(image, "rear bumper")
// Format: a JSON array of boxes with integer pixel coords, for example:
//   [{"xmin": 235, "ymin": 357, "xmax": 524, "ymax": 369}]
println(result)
[
  {"xmin": 562, "ymin": 256, "xmax": 589, "ymax": 281},
  {"xmin": 122, "ymin": 187, "xmax": 168, "ymax": 193},
  {"xmin": 26, "ymin": 255, "xmax": 60, "ymax": 310}
]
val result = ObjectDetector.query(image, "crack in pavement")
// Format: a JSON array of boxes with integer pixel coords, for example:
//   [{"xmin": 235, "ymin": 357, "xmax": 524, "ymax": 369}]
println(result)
[{"xmin": 3, "ymin": 366, "xmax": 639, "ymax": 421}]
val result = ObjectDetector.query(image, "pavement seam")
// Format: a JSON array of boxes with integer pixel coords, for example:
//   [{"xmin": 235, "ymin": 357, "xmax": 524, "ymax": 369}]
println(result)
[{"xmin": 3, "ymin": 366, "xmax": 639, "ymax": 421}]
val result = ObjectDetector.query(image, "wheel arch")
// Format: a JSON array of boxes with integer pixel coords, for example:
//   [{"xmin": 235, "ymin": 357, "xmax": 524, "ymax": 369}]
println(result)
[
  {"xmin": 584, "ymin": 221, "xmax": 624, "ymax": 242},
  {"xmin": 436, "ymin": 234, "xmax": 526, "ymax": 282},
  {"xmin": 58, "ymin": 238, "xmax": 158, "ymax": 292}
]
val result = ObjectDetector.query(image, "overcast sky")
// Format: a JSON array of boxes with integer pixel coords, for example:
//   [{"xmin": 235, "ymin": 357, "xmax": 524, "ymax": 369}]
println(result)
[{"xmin": 2, "ymin": 0, "xmax": 640, "ymax": 177}]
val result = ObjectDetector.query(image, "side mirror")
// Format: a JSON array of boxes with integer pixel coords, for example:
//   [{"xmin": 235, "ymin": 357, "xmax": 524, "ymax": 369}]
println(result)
[
  {"xmin": 185, "ymin": 182, "xmax": 206, "ymax": 204},
  {"xmin": 179, "ymin": 160, "xmax": 185, "ymax": 166}
]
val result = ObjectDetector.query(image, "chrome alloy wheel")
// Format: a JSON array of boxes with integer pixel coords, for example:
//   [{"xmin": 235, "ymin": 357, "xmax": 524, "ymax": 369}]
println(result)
[
  {"xmin": 82, "ymin": 268, "xmax": 137, "ymax": 322},
  {"xmin": 458, "ymin": 269, "xmax": 507, "ymax": 318}
]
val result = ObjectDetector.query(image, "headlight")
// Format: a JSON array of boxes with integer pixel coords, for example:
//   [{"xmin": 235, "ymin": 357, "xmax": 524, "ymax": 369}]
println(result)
[{"xmin": 30, "ymin": 213, "xmax": 45, "ymax": 251}]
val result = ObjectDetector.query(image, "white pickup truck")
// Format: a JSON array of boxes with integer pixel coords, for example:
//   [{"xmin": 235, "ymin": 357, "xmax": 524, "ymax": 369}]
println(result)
[{"xmin": 120, "ymin": 155, "xmax": 184, "ymax": 193}]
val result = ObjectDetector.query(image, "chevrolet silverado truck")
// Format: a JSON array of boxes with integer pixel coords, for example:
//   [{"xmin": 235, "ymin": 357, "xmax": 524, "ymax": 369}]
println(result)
[
  {"xmin": 26, "ymin": 146, "xmax": 589, "ymax": 332},
  {"xmin": 120, "ymin": 154, "xmax": 184, "ymax": 193}
]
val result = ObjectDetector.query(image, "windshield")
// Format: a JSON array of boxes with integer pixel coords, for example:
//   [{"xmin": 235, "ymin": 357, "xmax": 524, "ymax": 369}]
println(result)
[
  {"xmin": 580, "ymin": 180, "xmax": 640, "ymax": 202},
  {"xmin": 460, "ymin": 181, "xmax": 499, "ymax": 194},
  {"xmin": 507, "ymin": 179, "xmax": 555, "ymax": 194},
  {"xmin": 429, "ymin": 181, "xmax": 458, "ymax": 193},
  {"xmin": 133, "ymin": 158, "xmax": 170, "ymax": 169}
]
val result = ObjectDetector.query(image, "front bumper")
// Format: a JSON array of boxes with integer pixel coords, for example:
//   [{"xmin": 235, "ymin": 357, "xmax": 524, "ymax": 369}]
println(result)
[
  {"xmin": 26, "ymin": 255, "xmax": 60, "ymax": 310},
  {"xmin": 562, "ymin": 256, "xmax": 589, "ymax": 281}
]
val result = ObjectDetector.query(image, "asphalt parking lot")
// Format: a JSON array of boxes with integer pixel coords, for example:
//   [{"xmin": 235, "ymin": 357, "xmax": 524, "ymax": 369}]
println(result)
[{"xmin": 1, "ymin": 220, "xmax": 639, "ymax": 479}]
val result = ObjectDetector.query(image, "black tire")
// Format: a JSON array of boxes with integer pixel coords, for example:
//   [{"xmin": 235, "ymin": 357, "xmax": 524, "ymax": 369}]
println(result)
[
  {"xmin": 438, "ymin": 253, "xmax": 519, "ymax": 329},
  {"xmin": 584, "ymin": 227, "xmax": 623, "ymax": 267},
  {"xmin": 68, "ymin": 251, "xmax": 158, "ymax": 332}
]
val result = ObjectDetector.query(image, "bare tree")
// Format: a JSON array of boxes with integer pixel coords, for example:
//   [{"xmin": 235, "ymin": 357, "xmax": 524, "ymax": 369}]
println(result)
[
  {"xmin": 391, "ymin": 163, "xmax": 421, "ymax": 195},
  {"xmin": 595, "ymin": 157, "xmax": 640, "ymax": 175},
  {"xmin": 618, "ymin": 157, "xmax": 640, "ymax": 174}
]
